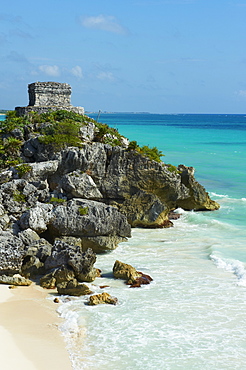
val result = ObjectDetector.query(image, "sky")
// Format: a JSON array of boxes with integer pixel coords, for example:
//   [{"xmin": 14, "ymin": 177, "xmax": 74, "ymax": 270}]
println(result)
[{"xmin": 1, "ymin": 0, "xmax": 246, "ymax": 113}]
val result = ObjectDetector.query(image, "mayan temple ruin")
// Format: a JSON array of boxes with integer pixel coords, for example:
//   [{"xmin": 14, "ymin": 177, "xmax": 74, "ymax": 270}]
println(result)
[{"xmin": 15, "ymin": 81, "xmax": 84, "ymax": 116}]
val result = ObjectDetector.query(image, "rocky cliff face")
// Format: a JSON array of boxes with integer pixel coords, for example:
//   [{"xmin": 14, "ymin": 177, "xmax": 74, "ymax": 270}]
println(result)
[
  {"xmin": 0, "ymin": 110, "xmax": 219, "ymax": 288},
  {"xmin": 20, "ymin": 141, "xmax": 218, "ymax": 227}
]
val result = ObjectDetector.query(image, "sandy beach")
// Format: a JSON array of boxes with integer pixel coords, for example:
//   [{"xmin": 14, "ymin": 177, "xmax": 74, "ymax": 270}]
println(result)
[{"xmin": 0, "ymin": 283, "xmax": 72, "ymax": 370}]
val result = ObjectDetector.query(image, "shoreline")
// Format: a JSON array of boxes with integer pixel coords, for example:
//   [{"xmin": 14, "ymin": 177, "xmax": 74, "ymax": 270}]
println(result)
[{"xmin": 0, "ymin": 283, "xmax": 72, "ymax": 370}]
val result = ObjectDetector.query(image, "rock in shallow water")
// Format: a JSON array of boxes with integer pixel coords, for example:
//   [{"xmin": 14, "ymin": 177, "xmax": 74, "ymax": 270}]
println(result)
[
  {"xmin": 88, "ymin": 292, "xmax": 118, "ymax": 306},
  {"xmin": 113, "ymin": 260, "xmax": 153, "ymax": 287}
]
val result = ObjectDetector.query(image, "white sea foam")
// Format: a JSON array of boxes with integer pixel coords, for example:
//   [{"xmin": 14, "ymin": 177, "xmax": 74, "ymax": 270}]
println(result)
[
  {"xmin": 209, "ymin": 192, "xmax": 228, "ymax": 198},
  {"xmin": 210, "ymin": 253, "xmax": 246, "ymax": 286}
]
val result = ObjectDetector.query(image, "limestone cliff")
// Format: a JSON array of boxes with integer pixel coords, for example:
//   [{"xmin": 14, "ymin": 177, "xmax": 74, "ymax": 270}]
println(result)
[{"xmin": 0, "ymin": 109, "xmax": 219, "ymax": 287}]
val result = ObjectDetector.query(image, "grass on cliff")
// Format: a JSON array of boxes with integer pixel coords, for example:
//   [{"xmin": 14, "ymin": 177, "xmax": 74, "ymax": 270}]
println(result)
[
  {"xmin": 127, "ymin": 140, "xmax": 164, "ymax": 163},
  {"xmin": 0, "ymin": 109, "xmax": 164, "ymax": 169}
]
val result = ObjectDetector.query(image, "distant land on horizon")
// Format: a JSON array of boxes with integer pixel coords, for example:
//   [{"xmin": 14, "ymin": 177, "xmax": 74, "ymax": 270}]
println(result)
[
  {"xmin": 86, "ymin": 111, "xmax": 151, "ymax": 115},
  {"xmin": 1, "ymin": 109, "xmax": 246, "ymax": 116}
]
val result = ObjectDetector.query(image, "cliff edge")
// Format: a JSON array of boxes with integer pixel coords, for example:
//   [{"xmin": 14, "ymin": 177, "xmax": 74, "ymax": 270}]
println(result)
[{"xmin": 0, "ymin": 109, "xmax": 219, "ymax": 290}]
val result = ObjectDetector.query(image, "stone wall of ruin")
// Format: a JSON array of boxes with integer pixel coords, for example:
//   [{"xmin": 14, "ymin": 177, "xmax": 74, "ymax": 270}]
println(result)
[{"xmin": 15, "ymin": 82, "xmax": 84, "ymax": 116}]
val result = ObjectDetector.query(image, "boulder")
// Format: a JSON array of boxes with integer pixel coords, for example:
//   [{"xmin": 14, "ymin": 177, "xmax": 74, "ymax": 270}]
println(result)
[
  {"xmin": 48, "ymin": 199, "xmax": 131, "ymax": 252},
  {"xmin": 21, "ymin": 256, "xmax": 44, "ymax": 277},
  {"xmin": 19, "ymin": 202, "xmax": 53, "ymax": 233},
  {"xmin": 0, "ymin": 274, "xmax": 32, "ymax": 286},
  {"xmin": 0, "ymin": 233, "xmax": 24, "ymax": 275},
  {"xmin": 88, "ymin": 292, "xmax": 118, "ymax": 306},
  {"xmin": 80, "ymin": 235, "xmax": 127, "ymax": 254},
  {"xmin": 44, "ymin": 240, "xmax": 98, "ymax": 282},
  {"xmin": 0, "ymin": 179, "xmax": 38, "ymax": 215},
  {"xmin": 40, "ymin": 273, "xmax": 56, "ymax": 289},
  {"xmin": 21, "ymin": 238, "xmax": 53, "ymax": 278},
  {"xmin": 57, "ymin": 279, "xmax": 92, "ymax": 296},
  {"xmin": 113, "ymin": 260, "xmax": 142, "ymax": 284},
  {"xmin": 128, "ymin": 273, "xmax": 153, "ymax": 288},
  {"xmin": 19, "ymin": 160, "xmax": 59, "ymax": 182},
  {"xmin": 176, "ymin": 165, "xmax": 220, "ymax": 211},
  {"xmin": 54, "ymin": 265, "xmax": 75, "ymax": 285},
  {"xmin": 60, "ymin": 171, "xmax": 102, "ymax": 199},
  {"xmin": 68, "ymin": 247, "xmax": 100, "ymax": 282},
  {"xmin": 40, "ymin": 265, "xmax": 75, "ymax": 289},
  {"xmin": 22, "ymin": 137, "xmax": 59, "ymax": 162},
  {"xmin": 23, "ymin": 238, "xmax": 53, "ymax": 262},
  {"xmin": 113, "ymin": 260, "xmax": 153, "ymax": 287},
  {"xmin": 18, "ymin": 228, "xmax": 40, "ymax": 246}
]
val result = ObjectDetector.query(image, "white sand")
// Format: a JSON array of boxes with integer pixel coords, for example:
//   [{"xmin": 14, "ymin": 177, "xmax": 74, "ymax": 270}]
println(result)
[{"xmin": 0, "ymin": 283, "xmax": 72, "ymax": 370}]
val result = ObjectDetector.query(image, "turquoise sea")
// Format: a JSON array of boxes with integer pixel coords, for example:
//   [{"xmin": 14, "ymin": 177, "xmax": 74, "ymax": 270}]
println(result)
[
  {"xmin": 2, "ymin": 113, "xmax": 246, "ymax": 369},
  {"xmin": 56, "ymin": 114, "xmax": 246, "ymax": 370}
]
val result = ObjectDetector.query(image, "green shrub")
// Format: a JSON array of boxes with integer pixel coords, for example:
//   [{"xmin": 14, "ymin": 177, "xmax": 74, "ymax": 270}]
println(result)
[
  {"xmin": 13, "ymin": 190, "xmax": 26, "ymax": 203},
  {"xmin": 38, "ymin": 120, "xmax": 83, "ymax": 150},
  {"xmin": 15, "ymin": 163, "xmax": 32, "ymax": 178},
  {"xmin": 94, "ymin": 122, "xmax": 123, "ymax": 145},
  {"xmin": 78, "ymin": 206, "xmax": 88, "ymax": 215},
  {"xmin": 139, "ymin": 146, "xmax": 164, "ymax": 162},
  {"xmin": 127, "ymin": 141, "xmax": 164, "ymax": 162},
  {"xmin": 167, "ymin": 164, "xmax": 178, "ymax": 173},
  {"xmin": 127, "ymin": 140, "xmax": 139, "ymax": 151},
  {"xmin": 49, "ymin": 197, "xmax": 66, "ymax": 204},
  {"xmin": 2, "ymin": 137, "xmax": 22, "ymax": 156},
  {"xmin": 1, "ymin": 111, "xmax": 28, "ymax": 133},
  {"xmin": 0, "ymin": 136, "xmax": 23, "ymax": 169}
]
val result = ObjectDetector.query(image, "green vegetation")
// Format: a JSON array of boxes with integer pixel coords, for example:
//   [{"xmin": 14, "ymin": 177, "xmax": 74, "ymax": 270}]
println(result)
[
  {"xmin": 15, "ymin": 163, "xmax": 32, "ymax": 178},
  {"xmin": 35, "ymin": 110, "xmax": 92, "ymax": 151},
  {"xmin": 1, "ymin": 111, "xmax": 26, "ymax": 133},
  {"xmin": 49, "ymin": 197, "xmax": 66, "ymax": 204},
  {"xmin": 167, "ymin": 164, "xmax": 179, "ymax": 173},
  {"xmin": 127, "ymin": 141, "xmax": 164, "ymax": 163},
  {"xmin": 28, "ymin": 109, "xmax": 89, "ymax": 124},
  {"xmin": 0, "ymin": 136, "xmax": 23, "ymax": 168},
  {"xmin": 0, "ymin": 110, "xmax": 93, "ymax": 168},
  {"xmin": 13, "ymin": 190, "xmax": 26, "ymax": 203},
  {"xmin": 38, "ymin": 120, "xmax": 83, "ymax": 150},
  {"xmin": 78, "ymin": 206, "xmax": 89, "ymax": 215},
  {"xmin": 0, "ymin": 109, "xmax": 165, "ymax": 170},
  {"xmin": 94, "ymin": 121, "xmax": 123, "ymax": 146}
]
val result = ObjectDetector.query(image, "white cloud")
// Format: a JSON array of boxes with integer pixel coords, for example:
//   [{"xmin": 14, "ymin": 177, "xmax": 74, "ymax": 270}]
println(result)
[
  {"xmin": 236, "ymin": 90, "xmax": 246, "ymax": 98},
  {"xmin": 80, "ymin": 14, "xmax": 127, "ymax": 34},
  {"xmin": 71, "ymin": 65, "xmax": 83, "ymax": 78},
  {"xmin": 38, "ymin": 65, "xmax": 60, "ymax": 77},
  {"xmin": 97, "ymin": 71, "xmax": 115, "ymax": 81}
]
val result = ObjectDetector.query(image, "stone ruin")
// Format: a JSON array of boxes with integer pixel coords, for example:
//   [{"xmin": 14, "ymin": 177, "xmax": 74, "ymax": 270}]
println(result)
[{"xmin": 15, "ymin": 82, "xmax": 84, "ymax": 116}]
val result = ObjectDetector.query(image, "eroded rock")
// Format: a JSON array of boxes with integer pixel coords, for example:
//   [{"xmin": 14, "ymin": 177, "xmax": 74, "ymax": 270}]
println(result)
[
  {"xmin": 88, "ymin": 292, "xmax": 118, "ymax": 306},
  {"xmin": 44, "ymin": 240, "xmax": 98, "ymax": 282},
  {"xmin": 57, "ymin": 279, "xmax": 92, "ymax": 296},
  {"xmin": 113, "ymin": 260, "xmax": 142, "ymax": 284},
  {"xmin": 113, "ymin": 260, "xmax": 153, "ymax": 287},
  {"xmin": 0, "ymin": 274, "xmax": 32, "ymax": 286}
]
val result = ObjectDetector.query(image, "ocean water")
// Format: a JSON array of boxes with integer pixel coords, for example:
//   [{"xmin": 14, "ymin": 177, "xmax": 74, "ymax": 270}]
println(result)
[
  {"xmin": 56, "ymin": 113, "xmax": 246, "ymax": 369},
  {"xmin": 2, "ymin": 112, "xmax": 246, "ymax": 368}
]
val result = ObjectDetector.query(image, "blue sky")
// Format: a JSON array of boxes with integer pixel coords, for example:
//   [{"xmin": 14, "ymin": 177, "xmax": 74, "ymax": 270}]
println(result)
[{"xmin": 1, "ymin": 0, "xmax": 246, "ymax": 113}]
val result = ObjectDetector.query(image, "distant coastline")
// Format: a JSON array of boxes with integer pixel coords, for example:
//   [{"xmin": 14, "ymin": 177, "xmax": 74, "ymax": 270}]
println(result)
[{"xmin": 86, "ymin": 111, "xmax": 151, "ymax": 114}]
